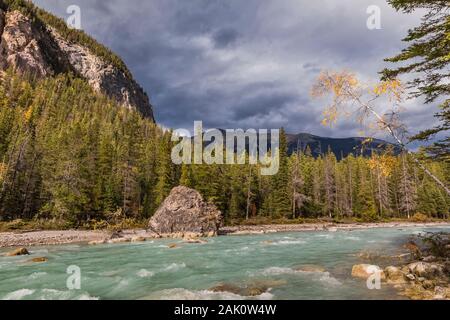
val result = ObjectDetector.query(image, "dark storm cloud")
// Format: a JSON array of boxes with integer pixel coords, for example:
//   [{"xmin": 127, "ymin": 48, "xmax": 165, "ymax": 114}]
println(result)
[
  {"xmin": 212, "ymin": 28, "xmax": 239, "ymax": 48},
  {"xmin": 32, "ymin": 0, "xmax": 435, "ymax": 140}
]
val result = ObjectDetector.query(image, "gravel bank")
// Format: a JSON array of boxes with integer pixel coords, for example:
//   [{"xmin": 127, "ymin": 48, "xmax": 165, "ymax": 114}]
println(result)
[
  {"xmin": 0, "ymin": 222, "xmax": 448, "ymax": 248},
  {"xmin": 221, "ymin": 222, "xmax": 450, "ymax": 235},
  {"xmin": 0, "ymin": 230, "xmax": 108, "ymax": 248}
]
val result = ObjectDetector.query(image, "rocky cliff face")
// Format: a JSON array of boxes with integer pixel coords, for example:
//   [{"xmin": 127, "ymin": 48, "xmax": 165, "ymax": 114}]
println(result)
[
  {"xmin": 0, "ymin": 8, "xmax": 154, "ymax": 120},
  {"xmin": 0, "ymin": 10, "xmax": 54, "ymax": 76}
]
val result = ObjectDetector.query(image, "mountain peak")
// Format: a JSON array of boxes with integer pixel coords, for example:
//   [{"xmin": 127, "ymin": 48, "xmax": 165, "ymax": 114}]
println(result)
[
  {"xmin": 287, "ymin": 132, "xmax": 400, "ymax": 159},
  {"xmin": 0, "ymin": 0, "xmax": 154, "ymax": 120}
]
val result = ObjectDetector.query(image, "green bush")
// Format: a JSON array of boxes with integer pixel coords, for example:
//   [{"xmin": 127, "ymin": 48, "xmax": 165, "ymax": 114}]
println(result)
[{"xmin": 411, "ymin": 213, "xmax": 429, "ymax": 222}]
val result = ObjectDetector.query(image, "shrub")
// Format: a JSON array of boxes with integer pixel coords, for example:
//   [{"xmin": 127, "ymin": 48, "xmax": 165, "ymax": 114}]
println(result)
[{"xmin": 411, "ymin": 213, "xmax": 428, "ymax": 222}]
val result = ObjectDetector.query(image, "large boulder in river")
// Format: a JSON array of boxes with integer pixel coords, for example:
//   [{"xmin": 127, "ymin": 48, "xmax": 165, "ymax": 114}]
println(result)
[{"xmin": 148, "ymin": 186, "xmax": 223, "ymax": 237}]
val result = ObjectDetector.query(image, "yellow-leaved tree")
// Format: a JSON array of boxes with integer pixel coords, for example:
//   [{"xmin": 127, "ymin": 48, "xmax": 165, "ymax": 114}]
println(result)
[{"xmin": 311, "ymin": 70, "xmax": 449, "ymax": 196}]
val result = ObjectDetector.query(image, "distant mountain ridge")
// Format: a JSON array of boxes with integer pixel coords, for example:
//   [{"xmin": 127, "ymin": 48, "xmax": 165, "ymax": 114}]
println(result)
[
  {"xmin": 286, "ymin": 133, "xmax": 400, "ymax": 159},
  {"xmin": 197, "ymin": 129, "xmax": 400, "ymax": 160}
]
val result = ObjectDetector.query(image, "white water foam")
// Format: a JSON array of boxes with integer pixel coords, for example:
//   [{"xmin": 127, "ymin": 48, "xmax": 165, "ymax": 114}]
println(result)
[
  {"xmin": 77, "ymin": 294, "xmax": 99, "ymax": 300},
  {"xmin": 271, "ymin": 239, "xmax": 306, "ymax": 245},
  {"xmin": 39, "ymin": 289, "xmax": 99, "ymax": 300},
  {"xmin": 39, "ymin": 289, "xmax": 72, "ymax": 300},
  {"xmin": 258, "ymin": 267, "xmax": 341, "ymax": 286},
  {"xmin": 144, "ymin": 288, "xmax": 274, "ymax": 300},
  {"xmin": 99, "ymin": 270, "xmax": 123, "ymax": 277},
  {"xmin": 27, "ymin": 272, "xmax": 47, "ymax": 280},
  {"xmin": 260, "ymin": 267, "xmax": 298, "ymax": 276},
  {"xmin": 163, "ymin": 262, "xmax": 186, "ymax": 272},
  {"xmin": 2, "ymin": 289, "xmax": 35, "ymax": 300},
  {"xmin": 116, "ymin": 279, "xmax": 129, "ymax": 289},
  {"xmin": 318, "ymin": 273, "xmax": 342, "ymax": 286},
  {"xmin": 344, "ymin": 236, "xmax": 361, "ymax": 241},
  {"xmin": 225, "ymin": 246, "xmax": 251, "ymax": 253},
  {"xmin": 136, "ymin": 269, "xmax": 155, "ymax": 278}
]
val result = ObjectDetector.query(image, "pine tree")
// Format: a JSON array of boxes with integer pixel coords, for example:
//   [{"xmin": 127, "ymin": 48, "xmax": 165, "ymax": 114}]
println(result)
[
  {"xmin": 323, "ymin": 150, "xmax": 337, "ymax": 218},
  {"xmin": 289, "ymin": 152, "xmax": 309, "ymax": 218},
  {"xmin": 399, "ymin": 153, "xmax": 417, "ymax": 219},
  {"xmin": 382, "ymin": 0, "xmax": 450, "ymax": 159},
  {"xmin": 271, "ymin": 128, "xmax": 291, "ymax": 218},
  {"xmin": 180, "ymin": 163, "xmax": 194, "ymax": 188},
  {"xmin": 155, "ymin": 132, "xmax": 175, "ymax": 206}
]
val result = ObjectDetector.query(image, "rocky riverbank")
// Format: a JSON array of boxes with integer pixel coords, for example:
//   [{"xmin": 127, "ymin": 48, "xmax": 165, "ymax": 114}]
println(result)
[
  {"xmin": 351, "ymin": 231, "xmax": 450, "ymax": 300},
  {"xmin": 0, "ymin": 221, "xmax": 448, "ymax": 248},
  {"xmin": 221, "ymin": 221, "xmax": 449, "ymax": 235},
  {"xmin": 0, "ymin": 230, "xmax": 108, "ymax": 248}
]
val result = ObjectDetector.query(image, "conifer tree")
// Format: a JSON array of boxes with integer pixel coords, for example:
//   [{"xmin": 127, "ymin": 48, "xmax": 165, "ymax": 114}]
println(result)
[{"xmin": 271, "ymin": 128, "xmax": 291, "ymax": 218}]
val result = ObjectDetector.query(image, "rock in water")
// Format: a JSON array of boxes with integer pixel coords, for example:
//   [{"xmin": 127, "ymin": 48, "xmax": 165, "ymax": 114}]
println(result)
[
  {"xmin": 131, "ymin": 236, "xmax": 146, "ymax": 243},
  {"xmin": 294, "ymin": 265, "xmax": 326, "ymax": 273},
  {"xmin": 5, "ymin": 247, "xmax": 29, "ymax": 256},
  {"xmin": 384, "ymin": 266, "xmax": 407, "ymax": 284},
  {"xmin": 351, "ymin": 264, "xmax": 386, "ymax": 279},
  {"xmin": 148, "ymin": 186, "xmax": 223, "ymax": 237},
  {"xmin": 29, "ymin": 257, "xmax": 48, "ymax": 263}
]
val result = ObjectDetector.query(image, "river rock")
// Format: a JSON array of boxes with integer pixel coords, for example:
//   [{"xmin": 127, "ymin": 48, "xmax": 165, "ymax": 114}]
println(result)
[
  {"xmin": 401, "ymin": 284, "xmax": 434, "ymax": 300},
  {"xmin": 210, "ymin": 283, "xmax": 243, "ymax": 295},
  {"xmin": 433, "ymin": 286, "xmax": 449, "ymax": 300},
  {"xmin": 244, "ymin": 286, "xmax": 268, "ymax": 297},
  {"xmin": 88, "ymin": 239, "xmax": 106, "ymax": 245},
  {"xmin": 108, "ymin": 237, "xmax": 131, "ymax": 244},
  {"xmin": 209, "ymin": 282, "xmax": 272, "ymax": 297},
  {"xmin": 384, "ymin": 266, "xmax": 407, "ymax": 284},
  {"xmin": 5, "ymin": 247, "xmax": 29, "ymax": 256},
  {"xmin": 29, "ymin": 257, "xmax": 48, "ymax": 263},
  {"xmin": 406, "ymin": 262, "xmax": 444, "ymax": 279},
  {"xmin": 148, "ymin": 186, "xmax": 223, "ymax": 237},
  {"xmin": 403, "ymin": 241, "xmax": 421, "ymax": 258},
  {"xmin": 294, "ymin": 265, "xmax": 326, "ymax": 273},
  {"xmin": 422, "ymin": 255, "xmax": 436, "ymax": 262},
  {"xmin": 405, "ymin": 273, "xmax": 416, "ymax": 281},
  {"xmin": 109, "ymin": 230, "xmax": 124, "ymax": 239},
  {"xmin": 351, "ymin": 264, "xmax": 385, "ymax": 279},
  {"xmin": 183, "ymin": 238, "xmax": 207, "ymax": 244},
  {"xmin": 170, "ymin": 232, "xmax": 185, "ymax": 239},
  {"xmin": 131, "ymin": 236, "xmax": 146, "ymax": 242},
  {"xmin": 183, "ymin": 232, "xmax": 201, "ymax": 239},
  {"xmin": 422, "ymin": 280, "xmax": 435, "ymax": 290}
]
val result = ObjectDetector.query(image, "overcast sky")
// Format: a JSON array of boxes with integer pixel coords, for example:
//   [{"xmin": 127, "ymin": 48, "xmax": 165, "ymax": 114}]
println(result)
[{"xmin": 33, "ymin": 0, "xmax": 437, "ymax": 141}]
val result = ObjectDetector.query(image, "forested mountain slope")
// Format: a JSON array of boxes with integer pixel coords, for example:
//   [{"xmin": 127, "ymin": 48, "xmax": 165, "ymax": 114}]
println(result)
[{"xmin": 0, "ymin": 0, "xmax": 154, "ymax": 119}]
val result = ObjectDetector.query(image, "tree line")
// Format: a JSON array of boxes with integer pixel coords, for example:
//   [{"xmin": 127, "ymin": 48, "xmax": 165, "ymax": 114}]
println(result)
[
  {"xmin": 0, "ymin": 70, "xmax": 448, "ymax": 228},
  {"xmin": 179, "ymin": 131, "xmax": 449, "ymax": 222}
]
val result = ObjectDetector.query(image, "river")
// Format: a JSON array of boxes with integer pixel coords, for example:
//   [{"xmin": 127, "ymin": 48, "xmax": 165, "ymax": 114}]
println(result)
[{"xmin": 0, "ymin": 225, "xmax": 448, "ymax": 300}]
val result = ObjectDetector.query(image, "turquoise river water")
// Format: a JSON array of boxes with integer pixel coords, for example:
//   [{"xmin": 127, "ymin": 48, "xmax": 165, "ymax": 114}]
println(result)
[{"xmin": 0, "ymin": 225, "xmax": 449, "ymax": 300}]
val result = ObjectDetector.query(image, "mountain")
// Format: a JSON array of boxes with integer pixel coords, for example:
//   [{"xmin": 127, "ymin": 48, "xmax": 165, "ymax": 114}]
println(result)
[
  {"xmin": 286, "ymin": 133, "xmax": 400, "ymax": 159},
  {"xmin": 0, "ymin": 0, "xmax": 399, "ymax": 160},
  {"xmin": 197, "ymin": 129, "xmax": 400, "ymax": 159},
  {"xmin": 0, "ymin": 0, "xmax": 154, "ymax": 119}
]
